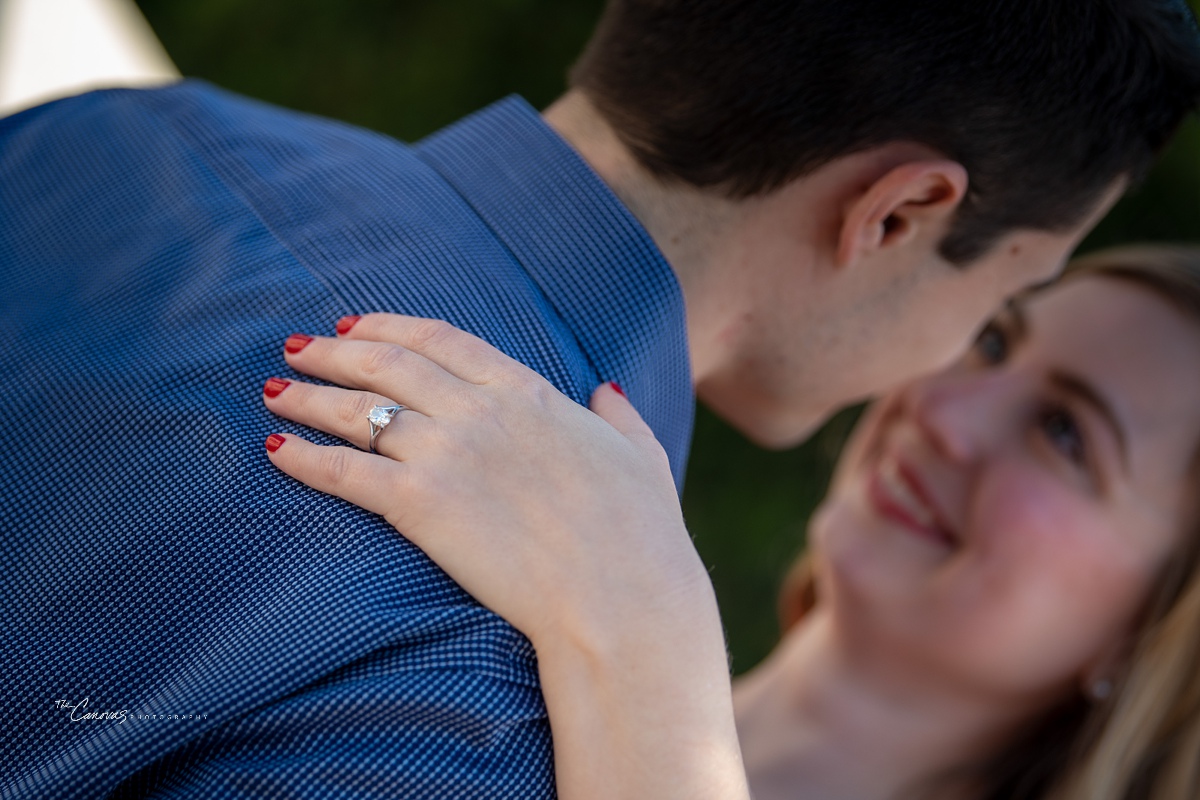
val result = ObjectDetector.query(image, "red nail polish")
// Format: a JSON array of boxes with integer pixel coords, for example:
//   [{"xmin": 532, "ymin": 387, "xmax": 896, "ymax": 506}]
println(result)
[
  {"xmin": 285, "ymin": 333, "xmax": 313, "ymax": 354},
  {"xmin": 263, "ymin": 377, "xmax": 291, "ymax": 398},
  {"xmin": 610, "ymin": 382, "xmax": 626, "ymax": 398},
  {"xmin": 336, "ymin": 315, "xmax": 361, "ymax": 335},
  {"xmin": 265, "ymin": 434, "xmax": 286, "ymax": 453}
]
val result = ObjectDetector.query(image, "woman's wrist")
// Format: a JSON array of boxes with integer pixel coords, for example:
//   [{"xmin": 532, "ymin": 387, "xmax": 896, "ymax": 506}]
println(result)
[
  {"xmin": 529, "ymin": 563, "xmax": 726, "ymax": 680},
  {"xmin": 522, "ymin": 516, "xmax": 716, "ymax": 657},
  {"xmin": 532, "ymin": 576, "xmax": 750, "ymax": 800}
]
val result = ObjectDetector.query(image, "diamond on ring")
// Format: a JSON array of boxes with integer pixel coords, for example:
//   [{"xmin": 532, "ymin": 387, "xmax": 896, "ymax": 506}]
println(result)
[{"xmin": 367, "ymin": 404, "xmax": 406, "ymax": 454}]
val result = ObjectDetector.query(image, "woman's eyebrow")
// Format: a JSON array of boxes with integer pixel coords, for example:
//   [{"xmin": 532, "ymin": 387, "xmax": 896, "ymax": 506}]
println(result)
[{"xmin": 1050, "ymin": 371, "xmax": 1130, "ymax": 474}]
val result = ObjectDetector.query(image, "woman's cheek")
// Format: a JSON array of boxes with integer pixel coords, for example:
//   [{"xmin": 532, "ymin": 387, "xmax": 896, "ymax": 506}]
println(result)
[
  {"xmin": 976, "ymin": 463, "xmax": 1142, "ymax": 609},
  {"xmin": 949, "ymin": 467, "xmax": 1146, "ymax": 689}
]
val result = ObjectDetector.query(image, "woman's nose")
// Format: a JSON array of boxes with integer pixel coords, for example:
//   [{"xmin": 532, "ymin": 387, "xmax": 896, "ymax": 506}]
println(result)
[{"xmin": 904, "ymin": 369, "xmax": 1015, "ymax": 464}]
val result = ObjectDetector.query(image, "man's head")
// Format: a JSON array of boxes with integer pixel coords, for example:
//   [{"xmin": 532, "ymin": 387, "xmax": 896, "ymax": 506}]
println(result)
[{"xmin": 564, "ymin": 0, "xmax": 1200, "ymax": 446}]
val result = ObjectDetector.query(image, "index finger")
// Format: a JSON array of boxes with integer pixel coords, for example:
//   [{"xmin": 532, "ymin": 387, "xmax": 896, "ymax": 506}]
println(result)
[{"xmin": 338, "ymin": 314, "xmax": 540, "ymax": 387}]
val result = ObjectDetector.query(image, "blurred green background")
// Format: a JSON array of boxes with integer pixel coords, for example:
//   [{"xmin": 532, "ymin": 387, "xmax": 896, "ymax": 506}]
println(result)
[{"xmin": 136, "ymin": 0, "xmax": 1200, "ymax": 674}]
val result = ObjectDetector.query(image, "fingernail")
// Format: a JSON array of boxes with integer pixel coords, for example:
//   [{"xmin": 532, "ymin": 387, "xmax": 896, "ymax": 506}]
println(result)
[
  {"xmin": 336, "ymin": 315, "xmax": 361, "ymax": 335},
  {"xmin": 610, "ymin": 381, "xmax": 626, "ymax": 398},
  {"xmin": 265, "ymin": 434, "xmax": 286, "ymax": 453},
  {"xmin": 285, "ymin": 333, "xmax": 313, "ymax": 354},
  {"xmin": 263, "ymin": 377, "xmax": 291, "ymax": 398}
]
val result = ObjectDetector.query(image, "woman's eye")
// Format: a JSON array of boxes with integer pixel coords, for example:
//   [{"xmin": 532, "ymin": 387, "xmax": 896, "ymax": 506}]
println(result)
[
  {"xmin": 973, "ymin": 323, "xmax": 1009, "ymax": 366},
  {"xmin": 1039, "ymin": 406, "xmax": 1087, "ymax": 465}
]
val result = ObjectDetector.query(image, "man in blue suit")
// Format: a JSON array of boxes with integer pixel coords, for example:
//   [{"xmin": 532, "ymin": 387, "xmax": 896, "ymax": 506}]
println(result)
[{"xmin": 3, "ymin": 1, "xmax": 1200, "ymax": 797}]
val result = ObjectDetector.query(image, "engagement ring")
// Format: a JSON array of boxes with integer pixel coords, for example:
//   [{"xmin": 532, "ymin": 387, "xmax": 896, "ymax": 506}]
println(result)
[{"xmin": 367, "ymin": 404, "xmax": 406, "ymax": 453}]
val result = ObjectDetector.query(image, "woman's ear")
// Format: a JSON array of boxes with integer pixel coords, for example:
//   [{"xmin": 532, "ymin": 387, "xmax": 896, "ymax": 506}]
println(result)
[{"xmin": 836, "ymin": 159, "xmax": 968, "ymax": 269}]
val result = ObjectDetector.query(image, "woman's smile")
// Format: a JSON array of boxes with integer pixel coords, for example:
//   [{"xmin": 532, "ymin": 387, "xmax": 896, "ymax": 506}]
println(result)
[{"xmin": 867, "ymin": 455, "xmax": 957, "ymax": 549}]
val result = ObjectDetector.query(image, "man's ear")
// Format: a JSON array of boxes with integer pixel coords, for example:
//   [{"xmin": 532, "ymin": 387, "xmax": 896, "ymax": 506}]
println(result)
[{"xmin": 836, "ymin": 160, "xmax": 968, "ymax": 269}]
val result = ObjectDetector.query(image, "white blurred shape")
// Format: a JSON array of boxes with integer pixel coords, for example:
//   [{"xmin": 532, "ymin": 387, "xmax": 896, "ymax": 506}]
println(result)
[{"xmin": 0, "ymin": 0, "xmax": 179, "ymax": 117}]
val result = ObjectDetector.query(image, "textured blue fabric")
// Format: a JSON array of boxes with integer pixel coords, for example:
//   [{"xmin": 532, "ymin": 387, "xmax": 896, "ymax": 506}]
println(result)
[{"xmin": 0, "ymin": 81, "xmax": 693, "ymax": 799}]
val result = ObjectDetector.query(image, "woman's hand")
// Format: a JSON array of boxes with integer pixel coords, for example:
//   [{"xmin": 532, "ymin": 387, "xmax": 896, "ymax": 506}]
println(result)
[
  {"xmin": 262, "ymin": 314, "xmax": 705, "ymax": 650},
  {"xmin": 261, "ymin": 314, "xmax": 749, "ymax": 800}
]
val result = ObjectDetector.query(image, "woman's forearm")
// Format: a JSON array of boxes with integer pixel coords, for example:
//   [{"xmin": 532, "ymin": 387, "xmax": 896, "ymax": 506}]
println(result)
[{"xmin": 533, "ymin": 582, "xmax": 752, "ymax": 800}]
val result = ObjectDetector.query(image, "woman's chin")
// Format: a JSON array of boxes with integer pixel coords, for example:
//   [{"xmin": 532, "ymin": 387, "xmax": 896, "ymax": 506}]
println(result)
[{"xmin": 809, "ymin": 499, "xmax": 949, "ymax": 632}]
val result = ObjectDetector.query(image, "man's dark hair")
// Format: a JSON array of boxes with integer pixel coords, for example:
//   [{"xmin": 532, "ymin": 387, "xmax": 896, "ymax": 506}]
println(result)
[{"xmin": 570, "ymin": 0, "xmax": 1200, "ymax": 263}]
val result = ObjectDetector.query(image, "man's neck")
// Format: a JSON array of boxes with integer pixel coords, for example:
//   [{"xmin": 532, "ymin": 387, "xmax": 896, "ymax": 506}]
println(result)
[{"xmin": 541, "ymin": 91, "xmax": 751, "ymax": 386}]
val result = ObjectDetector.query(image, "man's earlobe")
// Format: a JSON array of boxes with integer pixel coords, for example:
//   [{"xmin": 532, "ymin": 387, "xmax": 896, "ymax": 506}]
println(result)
[{"xmin": 836, "ymin": 159, "xmax": 968, "ymax": 268}]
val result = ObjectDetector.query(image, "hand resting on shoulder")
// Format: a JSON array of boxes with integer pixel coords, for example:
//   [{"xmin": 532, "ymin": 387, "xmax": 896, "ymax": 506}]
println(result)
[{"xmin": 261, "ymin": 313, "xmax": 751, "ymax": 800}]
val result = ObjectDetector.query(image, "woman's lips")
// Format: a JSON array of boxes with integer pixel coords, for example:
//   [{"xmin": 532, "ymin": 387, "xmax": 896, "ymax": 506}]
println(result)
[{"xmin": 867, "ymin": 458, "xmax": 957, "ymax": 548}]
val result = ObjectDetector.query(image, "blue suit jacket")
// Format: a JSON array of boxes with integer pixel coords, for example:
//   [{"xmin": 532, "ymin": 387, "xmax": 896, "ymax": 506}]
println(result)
[{"xmin": 0, "ymin": 82, "xmax": 693, "ymax": 798}]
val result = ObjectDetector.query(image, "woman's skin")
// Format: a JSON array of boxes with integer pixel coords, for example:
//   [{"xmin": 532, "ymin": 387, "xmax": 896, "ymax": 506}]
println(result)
[{"xmin": 261, "ymin": 273, "xmax": 1200, "ymax": 800}]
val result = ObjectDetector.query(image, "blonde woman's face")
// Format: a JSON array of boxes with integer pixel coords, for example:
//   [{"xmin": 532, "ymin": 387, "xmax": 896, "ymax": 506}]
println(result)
[{"xmin": 811, "ymin": 274, "xmax": 1200, "ymax": 702}]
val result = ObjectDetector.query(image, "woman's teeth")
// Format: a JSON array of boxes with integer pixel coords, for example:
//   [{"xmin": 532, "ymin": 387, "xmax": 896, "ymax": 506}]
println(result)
[{"xmin": 880, "ymin": 460, "xmax": 935, "ymax": 528}]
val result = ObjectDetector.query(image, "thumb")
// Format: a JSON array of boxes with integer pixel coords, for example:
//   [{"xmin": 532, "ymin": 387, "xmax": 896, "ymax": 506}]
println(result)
[{"xmin": 589, "ymin": 382, "xmax": 656, "ymax": 443}]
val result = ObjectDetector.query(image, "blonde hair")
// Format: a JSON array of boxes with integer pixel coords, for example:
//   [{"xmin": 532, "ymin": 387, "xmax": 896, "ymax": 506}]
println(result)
[{"xmin": 777, "ymin": 244, "xmax": 1200, "ymax": 800}]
